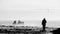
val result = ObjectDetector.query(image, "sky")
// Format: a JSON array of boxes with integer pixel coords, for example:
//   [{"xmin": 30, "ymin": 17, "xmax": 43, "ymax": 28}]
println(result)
[{"xmin": 0, "ymin": 0, "xmax": 60, "ymax": 27}]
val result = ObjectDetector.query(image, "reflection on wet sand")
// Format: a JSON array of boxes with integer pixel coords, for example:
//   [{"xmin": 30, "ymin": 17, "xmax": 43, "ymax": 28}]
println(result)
[{"xmin": 0, "ymin": 25, "xmax": 54, "ymax": 34}]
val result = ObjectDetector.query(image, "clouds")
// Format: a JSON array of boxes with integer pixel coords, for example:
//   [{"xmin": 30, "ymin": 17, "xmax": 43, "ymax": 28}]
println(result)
[
  {"xmin": 0, "ymin": 0, "xmax": 59, "ymax": 8},
  {"xmin": 0, "ymin": 0, "xmax": 60, "ymax": 21}
]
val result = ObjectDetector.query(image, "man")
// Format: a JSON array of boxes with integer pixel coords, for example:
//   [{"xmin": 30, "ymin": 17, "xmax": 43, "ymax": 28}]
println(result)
[{"xmin": 42, "ymin": 18, "xmax": 47, "ymax": 31}]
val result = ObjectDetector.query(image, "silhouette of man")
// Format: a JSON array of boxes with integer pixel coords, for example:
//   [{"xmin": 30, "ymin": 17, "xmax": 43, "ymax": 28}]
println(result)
[{"xmin": 42, "ymin": 18, "xmax": 47, "ymax": 31}]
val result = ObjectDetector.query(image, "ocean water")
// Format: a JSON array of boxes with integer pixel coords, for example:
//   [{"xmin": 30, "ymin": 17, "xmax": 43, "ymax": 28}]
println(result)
[{"xmin": 0, "ymin": 20, "xmax": 60, "ymax": 28}]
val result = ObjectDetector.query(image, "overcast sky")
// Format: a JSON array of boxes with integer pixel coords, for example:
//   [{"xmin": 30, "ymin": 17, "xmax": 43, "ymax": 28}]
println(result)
[
  {"xmin": 0, "ymin": 0, "xmax": 60, "ymax": 21},
  {"xmin": 0, "ymin": 0, "xmax": 60, "ymax": 27}
]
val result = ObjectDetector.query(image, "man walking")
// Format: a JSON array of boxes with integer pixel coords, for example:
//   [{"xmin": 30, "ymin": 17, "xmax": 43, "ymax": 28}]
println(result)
[{"xmin": 42, "ymin": 18, "xmax": 47, "ymax": 31}]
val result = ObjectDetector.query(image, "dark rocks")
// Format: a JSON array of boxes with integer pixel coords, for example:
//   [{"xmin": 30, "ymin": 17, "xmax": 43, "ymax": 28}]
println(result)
[{"xmin": 50, "ymin": 28, "xmax": 60, "ymax": 34}]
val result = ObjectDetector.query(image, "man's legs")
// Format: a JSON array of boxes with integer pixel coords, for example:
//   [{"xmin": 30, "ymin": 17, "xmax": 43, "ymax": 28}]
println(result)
[{"xmin": 43, "ymin": 24, "xmax": 46, "ymax": 31}]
